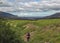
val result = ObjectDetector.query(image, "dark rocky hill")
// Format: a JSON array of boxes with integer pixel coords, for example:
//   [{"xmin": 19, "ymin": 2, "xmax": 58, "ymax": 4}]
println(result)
[
  {"xmin": 0, "ymin": 11, "xmax": 19, "ymax": 19},
  {"xmin": 44, "ymin": 13, "xmax": 60, "ymax": 19}
]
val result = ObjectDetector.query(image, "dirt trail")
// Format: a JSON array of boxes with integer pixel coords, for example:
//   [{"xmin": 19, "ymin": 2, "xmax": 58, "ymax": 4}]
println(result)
[
  {"xmin": 23, "ymin": 23, "xmax": 39, "ymax": 29},
  {"xmin": 22, "ymin": 23, "xmax": 39, "ymax": 42},
  {"xmin": 21, "ymin": 31, "xmax": 36, "ymax": 42}
]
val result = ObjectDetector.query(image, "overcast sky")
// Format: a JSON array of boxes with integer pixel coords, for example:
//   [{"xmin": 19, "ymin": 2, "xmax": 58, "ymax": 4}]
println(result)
[{"xmin": 0, "ymin": 0, "xmax": 60, "ymax": 17}]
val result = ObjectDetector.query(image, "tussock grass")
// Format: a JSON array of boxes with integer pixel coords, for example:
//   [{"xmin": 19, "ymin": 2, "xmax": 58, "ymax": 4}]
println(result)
[{"xmin": 0, "ymin": 19, "xmax": 60, "ymax": 43}]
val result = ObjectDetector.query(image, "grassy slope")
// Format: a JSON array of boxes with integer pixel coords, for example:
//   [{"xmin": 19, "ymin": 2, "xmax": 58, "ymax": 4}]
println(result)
[{"xmin": 1, "ymin": 19, "xmax": 60, "ymax": 43}]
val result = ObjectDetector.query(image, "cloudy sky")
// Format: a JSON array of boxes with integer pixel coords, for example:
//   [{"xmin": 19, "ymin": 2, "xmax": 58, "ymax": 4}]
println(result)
[{"xmin": 0, "ymin": 0, "xmax": 60, "ymax": 17}]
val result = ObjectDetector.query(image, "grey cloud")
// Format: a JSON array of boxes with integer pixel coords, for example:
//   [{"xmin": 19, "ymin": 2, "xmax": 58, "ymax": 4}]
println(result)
[
  {"xmin": 0, "ymin": 0, "xmax": 60, "ymax": 12},
  {"xmin": 15, "ymin": 0, "xmax": 60, "ymax": 12}
]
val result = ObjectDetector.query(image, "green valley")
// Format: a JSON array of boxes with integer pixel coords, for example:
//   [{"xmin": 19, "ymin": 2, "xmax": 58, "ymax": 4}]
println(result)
[{"xmin": 0, "ymin": 19, "xmax": 60, "ymax": 43}]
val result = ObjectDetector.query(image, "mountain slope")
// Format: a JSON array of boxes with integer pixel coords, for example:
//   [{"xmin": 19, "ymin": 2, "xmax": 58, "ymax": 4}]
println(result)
[
  {"xmin": 44, "ymin": 13, "xmax": 60, "ymax": 19},
  {"xmin": 0, "ymin": 11, "xmax": 19, "ymax": 19}
]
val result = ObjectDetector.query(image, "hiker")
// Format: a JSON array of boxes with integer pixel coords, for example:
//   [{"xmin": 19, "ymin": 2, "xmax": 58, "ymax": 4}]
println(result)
[{"xmin": 26, "ymin": 32, "xmax": 30, "ymax": 41}]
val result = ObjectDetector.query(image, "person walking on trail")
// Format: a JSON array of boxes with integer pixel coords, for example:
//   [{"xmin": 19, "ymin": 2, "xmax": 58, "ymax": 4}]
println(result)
[{"xmin": 26, "ymin": 32, "xmax": 30, "ymax": 42}]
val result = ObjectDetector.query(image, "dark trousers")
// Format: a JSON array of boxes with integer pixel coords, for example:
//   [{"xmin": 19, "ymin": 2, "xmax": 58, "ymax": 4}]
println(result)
[{"xmin": 27, "ymin": 37, "xmax": 30, "ymax": 41}]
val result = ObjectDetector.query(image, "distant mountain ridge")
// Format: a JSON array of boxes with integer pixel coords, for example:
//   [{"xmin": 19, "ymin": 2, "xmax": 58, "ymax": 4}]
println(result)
[
  {"xmin": 0, "ymin": 11, "xmax": 19, "ymax": 19},
  {"xmin": 0, "ymin": 11, "xmax": 60, "ymax": 20},
  {"xmin": 44, "ymin": 13, "xmax": 60, "ymax": 19},
  {"xmin": 0, "ymin": 11, "xmax": 43, "ymax": 20}
]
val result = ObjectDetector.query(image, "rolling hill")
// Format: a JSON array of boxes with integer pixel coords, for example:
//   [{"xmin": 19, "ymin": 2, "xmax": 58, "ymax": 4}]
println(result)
[
  {"xmin": 0, "ymin": 11, "xmax": 19, "ymax": 19},
  {"xmin": 44, "ymin": 12, "xmax": 60, "ymax": 19}
]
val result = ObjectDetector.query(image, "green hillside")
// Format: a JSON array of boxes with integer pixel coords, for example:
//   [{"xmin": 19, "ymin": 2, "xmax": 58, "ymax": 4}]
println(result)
[{"xmin": 0, "ymin": 19, "xmax": 60, "ymax": 43}]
